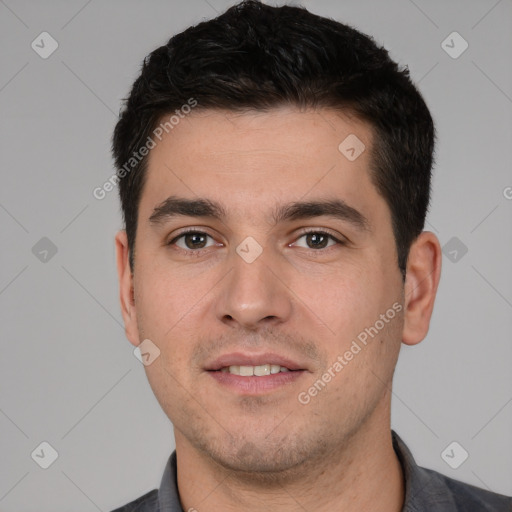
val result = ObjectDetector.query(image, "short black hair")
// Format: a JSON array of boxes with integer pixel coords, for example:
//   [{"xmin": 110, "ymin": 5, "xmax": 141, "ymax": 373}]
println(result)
[{"xmin": 112, "ymin": 0, "xmax": 435, "ymax": 280}]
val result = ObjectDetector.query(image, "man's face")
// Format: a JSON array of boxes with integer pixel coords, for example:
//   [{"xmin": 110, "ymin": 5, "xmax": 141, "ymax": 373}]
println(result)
[{"xmin": 122, "ymin": 107, "xmax": 406, "ymax": 473}]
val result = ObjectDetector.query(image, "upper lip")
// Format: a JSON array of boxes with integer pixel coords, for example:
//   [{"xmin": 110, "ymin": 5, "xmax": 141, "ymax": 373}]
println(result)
[{"xmin": 205, "ymin": 352, "xmax": 306, "ymax": 371}]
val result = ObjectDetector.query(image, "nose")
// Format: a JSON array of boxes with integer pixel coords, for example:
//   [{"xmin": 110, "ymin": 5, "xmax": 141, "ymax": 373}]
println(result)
[{"xmin": 215, "ymin": 244, "xmax": 293, "ymax": 330}]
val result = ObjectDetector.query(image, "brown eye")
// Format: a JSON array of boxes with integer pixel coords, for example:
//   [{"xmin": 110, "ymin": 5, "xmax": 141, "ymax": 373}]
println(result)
[
  {"xmin": 305, "ymin": 232, "xmax": 329, "ymax": 249},
  {"xmin": 169, "ymin": 231, "xmax": 215, "ymax": 250},
  {"xmin": 293, "ymin": 231, "xmax": 341, "ymax": 250}
]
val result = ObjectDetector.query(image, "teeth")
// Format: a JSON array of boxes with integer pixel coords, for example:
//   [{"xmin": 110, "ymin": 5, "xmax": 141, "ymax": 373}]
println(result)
[
  {"xmin": 254, "ymin": 364, "xmax": 270, "ymax": 376},
  {"xmin": 223, "ymin": 364, "xmax": 292, "ymax": 376},
  {"xmin": 229, "ymin": 365, "xmax": 240, "ymax": 375},
  {"xmin": 239, "ymin": 365, "xmax": 254, "ymax": 376}
]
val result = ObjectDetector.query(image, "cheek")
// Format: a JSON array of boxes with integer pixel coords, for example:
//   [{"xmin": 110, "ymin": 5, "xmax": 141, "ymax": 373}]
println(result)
[
  {"xmin": 134, "ymin": 268, "xmax": 208, "ymax": 373},
  {"xmin": 293, "ymin": 269, "xmax": 378, "ymax": 341},
  {"xmin": 134, "ymin": 266, "xmax": 204, "ymax": 334},
  {"xmin": 143, "ymin": 356, "xmax": 190, "ymax": 428}
]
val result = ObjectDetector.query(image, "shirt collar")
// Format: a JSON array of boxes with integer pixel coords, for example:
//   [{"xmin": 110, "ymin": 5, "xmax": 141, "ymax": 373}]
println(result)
[
  {"xmin": 157, "ymin": 450, "xmax": 183, "ymax": 512},
  {"xmin": 392, "ymin": 430, "xmax": 458, "ymax": 511}
]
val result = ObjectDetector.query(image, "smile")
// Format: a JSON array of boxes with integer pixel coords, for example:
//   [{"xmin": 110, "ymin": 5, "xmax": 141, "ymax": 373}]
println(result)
[{"xmin": 219, "ymin": 364, "xmax": 291, "ymax": 376}]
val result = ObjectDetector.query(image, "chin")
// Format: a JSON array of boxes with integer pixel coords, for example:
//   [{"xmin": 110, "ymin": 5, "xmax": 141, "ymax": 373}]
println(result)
[{"xmin": 201, "ymin": 430, "xmax": 328, "ymax": 481}]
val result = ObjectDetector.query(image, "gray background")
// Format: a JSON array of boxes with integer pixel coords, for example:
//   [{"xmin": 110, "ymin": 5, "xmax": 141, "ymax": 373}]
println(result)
[{"xmin": 1, "ymin": 0, "xmax": 511, "ymax": 510}]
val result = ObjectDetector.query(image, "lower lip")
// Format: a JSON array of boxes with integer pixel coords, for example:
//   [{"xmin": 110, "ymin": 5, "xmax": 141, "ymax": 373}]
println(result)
[{"xmin": 208, "ymin": 370, "xmax": 306, "ymax": 394}]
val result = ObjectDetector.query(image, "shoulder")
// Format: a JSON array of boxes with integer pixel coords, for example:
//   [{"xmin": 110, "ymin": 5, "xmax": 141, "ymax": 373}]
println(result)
[
  {"xmin": 109, "ymin": 489, "xmax": 159, "ymax": 512},
  {"xmin": 391, "ymin": 431, "xmax": 511, "ymax": 511},
  {"xmin": 424, "ymin": 467, "xmax": 512, "ymax": 511},
  {"xmin": 109, "ymin": 451, "xmax": 181, "ymax": 512}
]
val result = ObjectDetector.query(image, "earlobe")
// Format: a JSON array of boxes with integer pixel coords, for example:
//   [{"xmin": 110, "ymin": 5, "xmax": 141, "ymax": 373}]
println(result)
[
  {"xmin": 402, "ymin": 231, "xmax": 442, "ymax": 346},
  {"xmin": 115, "ymin": 230, "xmax": 140, "ymax": 347}
]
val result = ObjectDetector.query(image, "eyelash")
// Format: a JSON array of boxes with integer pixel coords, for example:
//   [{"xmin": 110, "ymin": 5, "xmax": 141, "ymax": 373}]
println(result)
[{"xmin": 167, "ymin": 228, "xmax": 346, "ymax": 254}]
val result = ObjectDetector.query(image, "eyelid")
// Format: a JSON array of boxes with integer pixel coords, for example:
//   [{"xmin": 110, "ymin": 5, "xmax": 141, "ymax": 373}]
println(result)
[
  {"xmin": 165, "ymin": 227, "xmax": 219, "ymax": 247},
  {"xmin": 292, "ymin": 227, "xmax": 347, "ymax": 244}
]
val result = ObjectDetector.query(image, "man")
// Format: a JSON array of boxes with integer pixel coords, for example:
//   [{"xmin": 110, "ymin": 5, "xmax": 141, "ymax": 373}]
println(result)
[{"xmin": 110, "ymin": 1, "xmax": 511, "ymax": 511}]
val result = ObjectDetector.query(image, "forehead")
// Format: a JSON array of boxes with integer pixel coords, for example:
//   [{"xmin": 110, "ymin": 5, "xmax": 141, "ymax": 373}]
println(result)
[{"xmin": 140, "ymin": 107, "xmax": 389, "ymax": 227}]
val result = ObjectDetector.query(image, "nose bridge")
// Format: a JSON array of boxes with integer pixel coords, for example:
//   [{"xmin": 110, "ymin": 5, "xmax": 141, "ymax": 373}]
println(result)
[{"xmin": 217, "ymin": 239, "xmax": 292, "ymax": 328}]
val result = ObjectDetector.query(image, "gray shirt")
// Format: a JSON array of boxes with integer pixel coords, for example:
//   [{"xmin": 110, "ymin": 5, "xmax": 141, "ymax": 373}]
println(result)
[{"xmin": 111, "ymin": 430, "xmax": 512, "ymax": 511}]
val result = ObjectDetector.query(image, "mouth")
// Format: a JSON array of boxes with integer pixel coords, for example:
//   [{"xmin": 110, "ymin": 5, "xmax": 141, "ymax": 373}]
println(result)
[
  {"xmin": 216, "ymin": 364, "xmax": 295, "ymax": 376},
  {"xmin": 205, "ymin": 352, "xmax": 308, "ymax": 394}
]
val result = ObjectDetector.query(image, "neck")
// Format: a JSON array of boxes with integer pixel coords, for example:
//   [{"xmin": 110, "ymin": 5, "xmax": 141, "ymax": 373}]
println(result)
[{"xmin": 175, "ymin": 412, "xmax": 404, "ymax": 512}]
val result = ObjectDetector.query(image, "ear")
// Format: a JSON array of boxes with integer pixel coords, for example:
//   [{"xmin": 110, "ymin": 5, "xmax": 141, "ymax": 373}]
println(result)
[
  {"xmin": 115, "ymin": 230, "xmax": 140, "ymax": 347},
  {"xmin": 402, "ymin": 231, "xmax": 442, "ymax": 346}
]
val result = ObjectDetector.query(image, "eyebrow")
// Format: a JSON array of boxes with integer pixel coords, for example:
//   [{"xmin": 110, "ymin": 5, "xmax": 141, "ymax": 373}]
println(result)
[
  {"xmin": 149, "ymin": 196, "xmax": 227, "ymax": 224},
  {"xmin": 149, "ymin": 196, "xmax": 371, "ymax": 233},
  {"xmin": 273, "ymin": 199, "xmax": 371, "ymax": 232}
]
